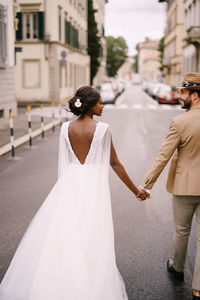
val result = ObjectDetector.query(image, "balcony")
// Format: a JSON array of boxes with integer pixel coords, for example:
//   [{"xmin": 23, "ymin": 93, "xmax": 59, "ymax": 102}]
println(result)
[{"xmin": 185, "ymin": 26, "xmax": 200, "ymax": 43}]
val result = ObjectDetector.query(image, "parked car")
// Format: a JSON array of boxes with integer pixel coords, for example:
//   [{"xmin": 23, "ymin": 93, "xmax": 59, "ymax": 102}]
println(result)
[
  {"xmin": 110, "ymin": 80, "xmax": 120, "ymax": 97},
  {"xmin": 117, "ymin": 79, "xmax": 126, "ymax": 94},
  {"xmin": 151, "ymin": 82, "xmax": 164, "ymax": 99},
  {"xmin": 157, "ymin": 85, "xmax": 179, "ymax": 104},
  {"xmin": 145, "ymin": 81, "xmax": 157, "ymax": 96},
  {"xmin": 97, "ymin": 82, "xmax": 116, "ymax": 104}
]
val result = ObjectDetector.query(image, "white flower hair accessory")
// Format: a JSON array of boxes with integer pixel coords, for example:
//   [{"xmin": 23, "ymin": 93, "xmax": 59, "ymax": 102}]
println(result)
[{"xmin": 74, "ymin": 98, "xmax": 82, "ymax": 108}]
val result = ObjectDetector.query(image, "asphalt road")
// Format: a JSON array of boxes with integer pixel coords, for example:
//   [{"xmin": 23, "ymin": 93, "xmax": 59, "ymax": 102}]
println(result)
[{"xmin": 0, "ymin": 83, "xmax": 196, "ymax": 299}]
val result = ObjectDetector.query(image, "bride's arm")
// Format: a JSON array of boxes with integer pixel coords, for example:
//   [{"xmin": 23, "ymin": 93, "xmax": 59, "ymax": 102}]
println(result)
[{"xmin": 110, "ymin": 138, "xmax": 148, "ymax": 200}]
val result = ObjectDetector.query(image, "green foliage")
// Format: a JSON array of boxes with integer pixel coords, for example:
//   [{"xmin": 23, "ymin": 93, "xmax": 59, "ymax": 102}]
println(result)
[
  {"xmin": 158, "ymin": 36, "xmax": 164, "ymax": 71},
  {"xmin": 133, "ymin": 54, "xmax": 138, "ymax": 73},
  {"xmin": 87, "ymin": 0, "xmax": 102, "ymax": 84},
  {"xmin": 132, "ymin": 43, "xmax": 140, "ymax": 73},
  {"xmin": 106, "ymin": 36, "xmax": 128, "ymax": 77}
]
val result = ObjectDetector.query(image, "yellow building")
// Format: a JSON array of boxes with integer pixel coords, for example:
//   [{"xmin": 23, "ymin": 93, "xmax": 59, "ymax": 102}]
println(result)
[
  {"xmin": 159, "ymin": 0, "xmax": 184, "ymax": 87},
  {"xmin": 183, "ymin": 0, "xmax": 200, "ymax": 73},
  {"xmin": 138, "ymin": 38, "xmax": 161, "ymax": 82},
  {"xmin": 0, "ymin": 0, "xmax": 17, "ymax": 117}
]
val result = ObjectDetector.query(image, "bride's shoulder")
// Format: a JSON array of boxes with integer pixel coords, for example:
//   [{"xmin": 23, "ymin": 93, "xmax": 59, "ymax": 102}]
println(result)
[
  {"xmin": 98, "ymin": 122, "xmax": 111, "ymax": 136},
  {"xmin": 61, "ymin": 121, "xmax": 70, "ymax": 128},
  {"xmin": 98, "ymin": 121, "xmax": 109, "ymax": 129},
  {"xmin": 60, "ymin": 121, "xmax": 70, "ymax": 134}
]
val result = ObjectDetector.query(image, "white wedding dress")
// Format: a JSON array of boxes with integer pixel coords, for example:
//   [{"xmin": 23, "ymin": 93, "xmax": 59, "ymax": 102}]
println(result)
[{"xmin": 0, "ymin": 121, "xmax": 128, "ymax": 300}]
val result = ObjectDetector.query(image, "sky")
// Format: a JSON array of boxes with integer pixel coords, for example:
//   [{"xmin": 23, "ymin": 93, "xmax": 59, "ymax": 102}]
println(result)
[{"xmin": 105, "ymin": 0, "xmax": 167, "ymax": 56}]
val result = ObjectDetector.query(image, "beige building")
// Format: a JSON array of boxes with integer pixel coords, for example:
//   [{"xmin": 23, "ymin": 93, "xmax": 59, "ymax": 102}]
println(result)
[
  {"xmin": 0, "ymin": 0, "xmax": 17, "ymax": 117},
  {"xmin": 183, "ymin": 0, "xmax": 200, "ymax": 73},
  {"xmin": 138, "ymin": 38, "xmax": 161, "ymax": 81},
  {"xmin": 92, "ymin": 0, "xmax": 108, "ymax": 86},
  {"xmin": 159, "ymin": 0, "xmax": 184, "ymax": 87},
  {"xmin": 117, "ymin": 57, "xmax": 134, "ymax": 79},
  {"xmin": 15, "ymin": 0, "xmax": 90, "ymax": 104}
]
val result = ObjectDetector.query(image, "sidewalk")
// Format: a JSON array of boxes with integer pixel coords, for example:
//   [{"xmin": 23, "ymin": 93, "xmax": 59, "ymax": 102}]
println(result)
[{"xmin": 0, "ymin": 106, "xmax": 72, "ymax": 157}]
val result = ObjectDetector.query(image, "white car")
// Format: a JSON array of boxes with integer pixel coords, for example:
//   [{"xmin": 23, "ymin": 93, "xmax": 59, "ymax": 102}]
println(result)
[
  {"xmin": 117, "ymin": 79, "xmax": 126, "ymax": 94},
  {"xmin": 98, "ymin": 82, "xmax": 116, "ymax": 104}
]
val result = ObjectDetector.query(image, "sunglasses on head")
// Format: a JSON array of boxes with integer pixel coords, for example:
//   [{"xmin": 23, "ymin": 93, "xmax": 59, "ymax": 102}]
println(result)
[{"xmin": 181, "ymin": 81, "xmax": 200, "ymax": 87}]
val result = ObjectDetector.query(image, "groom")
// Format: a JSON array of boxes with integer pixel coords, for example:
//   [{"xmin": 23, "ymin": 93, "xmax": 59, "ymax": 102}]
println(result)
[{"xmin": 140, "ymin": 73, "xmax": 200, "ymax": 299}]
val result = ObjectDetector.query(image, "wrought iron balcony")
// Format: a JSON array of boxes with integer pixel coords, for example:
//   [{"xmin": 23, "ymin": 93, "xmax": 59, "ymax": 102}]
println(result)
[{"xmin": 185, "ymin": 26, "xmax": 200, "ymax": 42}]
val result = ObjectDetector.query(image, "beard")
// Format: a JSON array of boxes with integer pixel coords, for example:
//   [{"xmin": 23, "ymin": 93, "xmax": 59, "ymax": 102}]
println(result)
[{"xmin": 179, "ymin": 96, "xmax": 192, "ymax": 109}]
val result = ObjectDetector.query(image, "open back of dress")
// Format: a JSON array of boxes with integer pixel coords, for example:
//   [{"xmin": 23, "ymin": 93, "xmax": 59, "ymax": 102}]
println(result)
[{"xmin": 0, "ymin": 121, "xmax": 128, "ymax": 300}]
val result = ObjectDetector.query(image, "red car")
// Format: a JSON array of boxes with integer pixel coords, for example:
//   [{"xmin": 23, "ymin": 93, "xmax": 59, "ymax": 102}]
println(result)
[{"xmin": 157, "ymin": 84, "xmax": 179, "ymax": 104}]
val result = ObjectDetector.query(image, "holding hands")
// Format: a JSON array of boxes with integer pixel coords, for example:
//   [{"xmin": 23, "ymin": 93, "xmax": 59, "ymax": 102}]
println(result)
[{"xmin": 135, "ymin": 188, "xmax": 150, "ymax": 202}]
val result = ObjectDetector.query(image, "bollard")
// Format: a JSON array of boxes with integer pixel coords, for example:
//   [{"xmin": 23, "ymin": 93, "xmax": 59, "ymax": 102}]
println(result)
[
  {"xmin": 27, "ymin": 105, "xmax": 32, "ymax": 147},
  {"xmin": 40, "ymin": 103, "xmax": 44, "ymax": 138},
  {"xmin": 9, "ymin": 109, "xmax": 15, "ymax": 157},
  {"xmin": 51, "ymin": 100, "xmax": 55, "ymax": 132},
  {"xmin": 58, "ymin": 99, "xmax": 62, "ymax": 127}
]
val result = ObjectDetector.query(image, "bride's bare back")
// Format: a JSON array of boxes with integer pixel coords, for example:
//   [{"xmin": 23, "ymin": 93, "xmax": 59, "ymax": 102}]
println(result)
[{"xmin": 68, "ymin": 119, "xmax": 97, "ymax": 165}]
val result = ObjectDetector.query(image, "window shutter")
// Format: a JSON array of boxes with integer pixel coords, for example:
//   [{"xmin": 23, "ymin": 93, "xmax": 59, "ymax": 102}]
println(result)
[
  {"xmin": 38, "ymin": 11, "xmax": 45, "ymax": 40},
  {"xmin": 67, "ymin": 21, "xmax": 70, "ymax": 44},
  {"xmin": 16, "ymin": 12, "xmax": 23, "ymax": 41},
  {"xmin": 75, "ymin": 29, "xmax": 78, "ymax": 49},
  {"xmin": 70, "ymin": 24, "xmax": 73, "ymax": 46},
  {"xmin": 65, "ymin": 20, "xmax": 67, "ymax": 44},
  {"xmin": 77, "ymin": 29, "xmax": 79, "ymax": 48},
  {"xmin": 72, "ymin": 26, "xmax": 74, "ymax": 47}
]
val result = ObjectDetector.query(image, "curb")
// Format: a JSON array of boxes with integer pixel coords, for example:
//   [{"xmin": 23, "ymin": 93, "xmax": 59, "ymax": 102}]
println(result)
[{"xmin": 0, "ymin": 119, "xmax": 62, "ymax": 157}]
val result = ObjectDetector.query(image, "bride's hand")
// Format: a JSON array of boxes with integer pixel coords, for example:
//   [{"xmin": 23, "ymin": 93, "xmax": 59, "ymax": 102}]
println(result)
[{"xmin": 135, "ymin": 189, "xmax": 150, "ymax": 201}]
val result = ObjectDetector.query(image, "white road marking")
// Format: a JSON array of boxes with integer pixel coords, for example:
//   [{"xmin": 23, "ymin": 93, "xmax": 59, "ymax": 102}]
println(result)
[{"xmin": 104, "ymin": 103, "xmax": 181, "ymax": 111}]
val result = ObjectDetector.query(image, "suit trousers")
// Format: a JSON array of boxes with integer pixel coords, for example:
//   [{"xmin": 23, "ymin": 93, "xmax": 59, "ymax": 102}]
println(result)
[{"xmin": 172, "ymin": 195, "xmax": 200, "ymax": 290}]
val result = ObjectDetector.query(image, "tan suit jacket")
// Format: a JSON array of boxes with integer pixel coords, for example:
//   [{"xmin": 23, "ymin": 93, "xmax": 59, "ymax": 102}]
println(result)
[{"xmin": 142, "ymin": 103, "xmax": 200, "ymax": 195}]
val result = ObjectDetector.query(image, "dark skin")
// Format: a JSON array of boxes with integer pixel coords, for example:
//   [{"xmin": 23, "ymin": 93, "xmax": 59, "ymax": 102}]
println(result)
[{"xmin": 68, "ymin": 97, "xmax": 150, "ymax": 201}]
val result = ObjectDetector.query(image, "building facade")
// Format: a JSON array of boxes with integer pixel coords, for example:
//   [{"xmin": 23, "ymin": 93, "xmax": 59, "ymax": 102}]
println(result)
[
  {"xmin": 159, "ymin": 0, "xmax": 184, "ymax": 87},
  {"xmin": 0, "ymin": 0, "xmax": 17, "ymax": 117},
  {"xmin": 15, "ymin": 0, "xmax": 90, "ymax": 104},
  {"xmin": 138, "ymin": 38, "xmax": 161, "ymax": 82},
  {"xmin": 92, "ymin": 0, "xmax": 107, "ymax": 86},
  {"xmin": 117, "ymin": 57, "xmax": 134, "ymax": 79},
  {"xmin": 183, "ymin": 0, "xmax": 200, "ymax": 73}
]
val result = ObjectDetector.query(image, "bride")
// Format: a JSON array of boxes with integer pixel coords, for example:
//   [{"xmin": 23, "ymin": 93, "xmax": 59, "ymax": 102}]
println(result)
[{"xmin": 0, "ymin": 86, "xmax": 149, "ymax": 300}]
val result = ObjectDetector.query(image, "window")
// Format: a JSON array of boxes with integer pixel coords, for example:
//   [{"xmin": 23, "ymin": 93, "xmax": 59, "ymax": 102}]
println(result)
[
  {"xmin": 59, "ymin": 63, "xmax": 62, "ymax": 88},
  {"xmin": 65, "ymin": 62, "xmax": 68, "ymax": 87},
  {"xmin": 23, "ymin": 59, "xmax": 41, "ymax": 88},
  {"xmin": 16, "ymin": 11, "xmax": 44, "ymax": 41},
  {"xmin": 0, "ymin": 4, "xmax": 7, "ymax": 67},
  {"xmin": 23, "ymin": 13, "xmax": 38, "ymax": 40}
]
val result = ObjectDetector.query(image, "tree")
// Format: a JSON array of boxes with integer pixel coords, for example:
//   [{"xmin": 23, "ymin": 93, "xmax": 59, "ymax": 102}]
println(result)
[
  {"xmin": 87, "ymin": 0, "xmax": 102, "ymax": 84},
  {"xmin": 133, "ymin": 54, "xmax": 138, "ymax": 73},
  {"xmin": 158, "ymin": 36, "xmax": 164, "ymax": 71},
  {"xmin": 106, "ymin": 36, "xmax": 128, "ymax": 77},
  {"xmin": 132, "ymin": 43, "xmax": 140, "ymax": 73}
]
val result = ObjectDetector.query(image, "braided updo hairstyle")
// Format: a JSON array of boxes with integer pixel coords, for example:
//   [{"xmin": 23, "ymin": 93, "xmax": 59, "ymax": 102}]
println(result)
[{"xmin": 68, "ymin": 86, "xmax": 100, "ymax": 116}]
